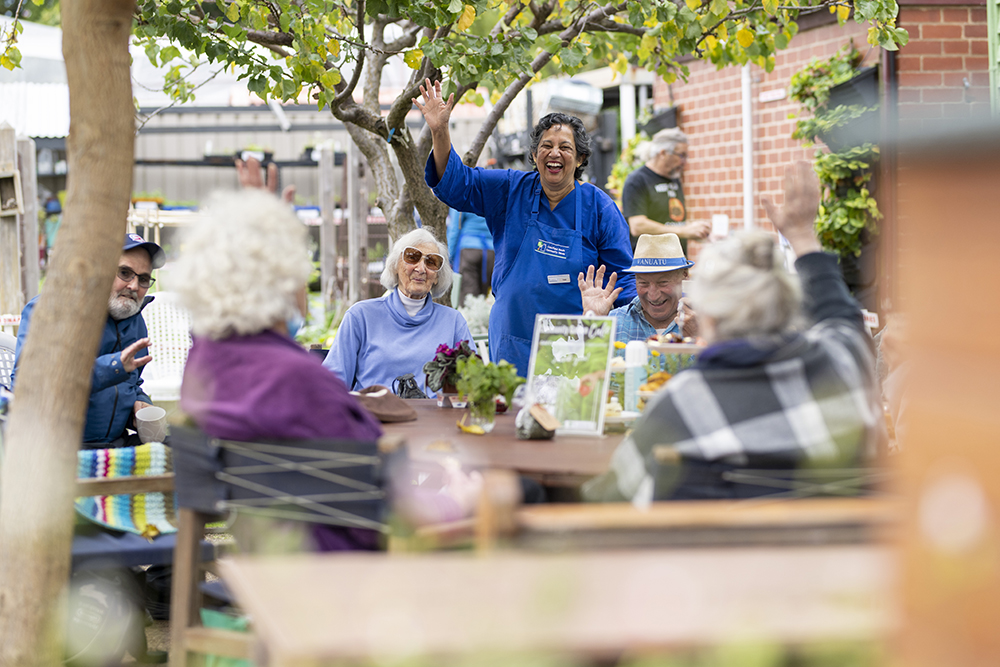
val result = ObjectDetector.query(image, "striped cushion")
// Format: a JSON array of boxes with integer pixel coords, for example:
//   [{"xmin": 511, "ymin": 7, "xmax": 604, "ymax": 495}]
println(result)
[{"xmin": 76, "ymin": 443, "xmax": 177, "ymax": 538}]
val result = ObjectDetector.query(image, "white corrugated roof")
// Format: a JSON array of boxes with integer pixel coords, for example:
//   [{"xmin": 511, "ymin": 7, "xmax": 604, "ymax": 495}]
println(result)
[{"xmin": 0, "ymin": 82, "xmax": 69, "ymax": 138}]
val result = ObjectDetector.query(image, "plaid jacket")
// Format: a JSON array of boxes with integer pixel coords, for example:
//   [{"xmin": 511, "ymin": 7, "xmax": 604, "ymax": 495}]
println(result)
[{"xmin": 583, "ymin": 252, "xmax": 886, "ymax": 504}]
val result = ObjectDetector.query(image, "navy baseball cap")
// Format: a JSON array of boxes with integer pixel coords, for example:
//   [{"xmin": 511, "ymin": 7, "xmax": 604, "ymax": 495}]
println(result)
[{"xmin": 123, "ymin": 232, "xmax": 166, "ymax": 269}]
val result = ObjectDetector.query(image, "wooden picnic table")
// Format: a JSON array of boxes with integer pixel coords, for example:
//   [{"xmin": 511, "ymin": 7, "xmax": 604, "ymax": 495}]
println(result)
[
  {"xmin": 383, "ymin": 399, "xmax": 623, "ymax": 486},
  {"xmin": 218, "ymin": 545, "xmax": 893, "ymax": 666}
]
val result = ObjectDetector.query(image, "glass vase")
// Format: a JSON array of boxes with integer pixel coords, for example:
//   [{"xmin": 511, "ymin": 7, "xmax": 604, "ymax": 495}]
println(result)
[{"xmin": 466, "ymin": 396, "xmax": 497, "ymax": 433}]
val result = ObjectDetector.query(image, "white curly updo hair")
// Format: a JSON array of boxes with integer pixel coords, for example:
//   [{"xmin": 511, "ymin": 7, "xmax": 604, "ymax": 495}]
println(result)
[
  {"xmin": 689, "ymin": 230, "xmax": 803, "ymax": 343},
  {"xmin": 380, "ymin": 227, "xmax": 454, "ymax": 299},
  {"xmin": 173, "ymin": 190, "xmax": 312, "ymax": 340}
]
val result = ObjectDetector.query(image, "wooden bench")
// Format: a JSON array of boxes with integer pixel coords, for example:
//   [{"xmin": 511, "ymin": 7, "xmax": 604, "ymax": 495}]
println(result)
[{"xmin": 474, "ymin": 469, "xmax": 898, "ymax": 552}]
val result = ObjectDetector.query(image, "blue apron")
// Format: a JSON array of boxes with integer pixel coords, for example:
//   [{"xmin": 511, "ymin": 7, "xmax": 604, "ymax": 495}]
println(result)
[{"xmin": 490, "ymin": 184, "xmax": 583, "ymax": 376}]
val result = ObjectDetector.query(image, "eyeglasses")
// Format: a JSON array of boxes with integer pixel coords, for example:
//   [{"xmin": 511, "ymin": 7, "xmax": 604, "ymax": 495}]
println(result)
[
  {"xmin": 402, "ymin": 247, "xmax": 444, "ymax": 271},
  {"xmin": 673, "ymin": 149, "xmax": 689, "ymax": 159},
  {"xmin": 117, "ymin": 266, "xmax": 155, "ymax": 289}
]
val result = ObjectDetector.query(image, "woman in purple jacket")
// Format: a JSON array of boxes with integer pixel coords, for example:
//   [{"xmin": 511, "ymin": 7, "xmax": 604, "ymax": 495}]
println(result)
[{"xmin": 174, "ymin": 190, "xmax": 384, "ymax": 550}]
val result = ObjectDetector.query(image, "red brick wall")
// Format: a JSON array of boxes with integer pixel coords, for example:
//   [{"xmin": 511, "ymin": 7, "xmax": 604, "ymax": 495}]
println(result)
[
  {"xmin": 652, "ymin": 20, "xmax": 871, "ymax": 241},
  {"xmin": 895, "ymin": 5, "xmax": 990, "ymax": 130},
  {"xmin": 649, "ymin": 5, "xmax": 988, "ymax": 249}
]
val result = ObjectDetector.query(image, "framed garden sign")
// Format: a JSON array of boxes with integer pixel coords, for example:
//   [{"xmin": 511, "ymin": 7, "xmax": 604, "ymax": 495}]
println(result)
[{"xmin": 525, "ymin": 315, "xmax": 617, "ymax": 436}]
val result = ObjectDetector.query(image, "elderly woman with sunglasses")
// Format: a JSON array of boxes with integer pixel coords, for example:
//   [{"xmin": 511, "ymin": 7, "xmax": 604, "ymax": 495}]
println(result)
[{"xmin": 324, "ymin": 228, "xmax": 473, "ymax": 395}]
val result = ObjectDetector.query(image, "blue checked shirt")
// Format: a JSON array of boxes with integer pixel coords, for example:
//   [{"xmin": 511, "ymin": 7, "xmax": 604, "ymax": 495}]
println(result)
[{"xmin": 611, "ymin": 297, "xmax": 698, "ymax": 373}]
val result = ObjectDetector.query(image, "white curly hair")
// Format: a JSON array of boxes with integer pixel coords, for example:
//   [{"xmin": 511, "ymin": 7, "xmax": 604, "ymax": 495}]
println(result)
[
  {"xmin": 689, "ymin": 230, "xmax": 803, "ymax": 343},
  {"xmin": 173, "ymin": 190, "xmax": 312, "ymax": 340},
  {"xmin": 380, "ymin": 227, "xmax": 454, "ymax": 299}
]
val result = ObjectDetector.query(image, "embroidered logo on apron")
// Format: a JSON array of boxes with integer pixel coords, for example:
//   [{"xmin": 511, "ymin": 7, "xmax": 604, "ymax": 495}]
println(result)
[{"xmin": 535, "ymin": 239, "xmax": 569, "ymax": 260}]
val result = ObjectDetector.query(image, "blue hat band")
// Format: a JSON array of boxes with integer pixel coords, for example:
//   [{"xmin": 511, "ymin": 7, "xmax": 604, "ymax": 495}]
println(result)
[{"xmin": 631, "ymin": 257, "xmax": 690, "ymax": 268}]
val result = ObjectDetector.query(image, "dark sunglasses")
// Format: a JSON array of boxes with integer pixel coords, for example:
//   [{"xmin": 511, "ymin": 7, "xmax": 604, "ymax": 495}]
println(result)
[
  {"xmin": 117, "ymin": 266, "xmax": 155, "ymax": 289},
  {"xmin": 402, "ymin": 246, "xmax": 444, "ymax": 271}
]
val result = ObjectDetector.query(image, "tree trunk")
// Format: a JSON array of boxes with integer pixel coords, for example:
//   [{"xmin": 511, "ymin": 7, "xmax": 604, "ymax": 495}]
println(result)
[{"xmin": 0, "ymin": 0, "xmax": 136, "ymax": 662}]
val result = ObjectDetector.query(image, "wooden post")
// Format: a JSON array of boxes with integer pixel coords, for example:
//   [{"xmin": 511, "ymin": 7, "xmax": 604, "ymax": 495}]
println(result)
[
  {"xmin": 0, "ymin": 123, "xmax": 23, "ymax": 317},
  {"xmin": 346, "ymin": 143, "xmax": 368, "ymax": 305},
  {"xmin": 892, "ymin": 129, "xmax": 1000, "ymax": 666},
  {"xmin": 17, "ymin": 137, "xmax": 39, "ymax": 304},
  {"xmin": 318, "ymin": 148, "xmax": 338, "ymax": 308}
]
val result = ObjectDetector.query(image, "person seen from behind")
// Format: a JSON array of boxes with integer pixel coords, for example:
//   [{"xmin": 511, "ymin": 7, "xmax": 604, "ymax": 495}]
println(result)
[
  {"xmin": 447, "ymin": 207, "xmax": 495, "ymax": 308},
  {"xmin": 583, "ymin": 162, "xmax": 886, "ymax": 503},
  {"xmin": 174, "ymin": 190, "xmax": 384, "ymax": 550}
]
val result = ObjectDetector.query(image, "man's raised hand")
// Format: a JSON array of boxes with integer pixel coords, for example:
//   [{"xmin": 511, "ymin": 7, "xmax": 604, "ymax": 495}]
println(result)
[
  {"xmin": 578, "ymin": 265, "xmax": 622, "ymax": 317},
  {"xmin": 121, "ymin": 337, "xmax": 153, "ymax": 373}
]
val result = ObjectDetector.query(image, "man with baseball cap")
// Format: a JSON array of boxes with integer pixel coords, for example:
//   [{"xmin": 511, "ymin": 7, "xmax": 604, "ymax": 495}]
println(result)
[
  {"xmin": 578, "ymin": 232, "xmax": 697, "ymax": 347},
  {"xmin": 13, "ymin": 233, "xmax": 167, "ymax": 446}
]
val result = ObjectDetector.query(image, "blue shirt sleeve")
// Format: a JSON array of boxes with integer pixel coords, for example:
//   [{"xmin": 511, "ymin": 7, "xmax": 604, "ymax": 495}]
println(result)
[
  {"xmin": 324, "ymin": 306, "xmax": 363, "ymax": 390},
  {"xmin": 426, "ymin": 148, "xmax": 512, "ymax": 239}
]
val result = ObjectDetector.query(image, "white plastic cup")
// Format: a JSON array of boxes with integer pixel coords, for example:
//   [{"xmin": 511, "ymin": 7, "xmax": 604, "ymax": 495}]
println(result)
[
  {"xmin": 135, "ymin": 405, "xmax": 168, "ymax": 443},
  {"xmin": 623, "ymin": 341, "xmax": 648, "ymax": 413}
]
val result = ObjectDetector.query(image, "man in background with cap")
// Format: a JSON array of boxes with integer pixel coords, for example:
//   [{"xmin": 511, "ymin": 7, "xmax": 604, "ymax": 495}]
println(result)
[
  {"xmin": 578, "ymin": 232, "xmax": 698, "ymax": 346},
  {"xmin": 12, "ymin": 233, "xmax": 166, "ymax": 447}
]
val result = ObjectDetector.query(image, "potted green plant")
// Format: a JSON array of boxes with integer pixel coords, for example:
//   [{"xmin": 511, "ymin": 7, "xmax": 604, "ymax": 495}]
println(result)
[{"xmin": 455, "ymin": 356, "xmax": 524, "ymax": 434}]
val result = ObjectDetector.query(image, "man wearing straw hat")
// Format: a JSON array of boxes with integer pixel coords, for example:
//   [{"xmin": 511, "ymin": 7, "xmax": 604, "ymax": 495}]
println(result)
[{"xmin": 578, "ymin": 232, "xmax": 697, "ymax": 346}]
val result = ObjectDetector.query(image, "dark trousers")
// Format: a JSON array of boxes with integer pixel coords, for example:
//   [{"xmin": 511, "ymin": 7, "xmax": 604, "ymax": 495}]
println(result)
[{"xmin": 458, "ymin": 247, "xmax": 495, "ymax": 307}]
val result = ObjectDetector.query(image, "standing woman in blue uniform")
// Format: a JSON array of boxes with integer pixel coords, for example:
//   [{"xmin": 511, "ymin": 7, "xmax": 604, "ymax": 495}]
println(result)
[{"xmin": 415, "ymin": 79, "xmax": 636, "ymax": 376}]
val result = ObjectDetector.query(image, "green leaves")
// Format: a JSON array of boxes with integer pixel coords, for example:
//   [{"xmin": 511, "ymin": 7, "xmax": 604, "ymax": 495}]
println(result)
[{"xmin": 790, "ymin": 47, "xmax": 882, "ymax": 258}]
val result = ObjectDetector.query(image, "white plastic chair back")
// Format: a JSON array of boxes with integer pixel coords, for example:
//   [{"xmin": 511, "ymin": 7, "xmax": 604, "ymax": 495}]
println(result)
[
  {"xmin": 141, "ymin": 292, "xmax": 192, "ymax": 402},
  {"xmin": 0, "ymin": 331, "xmax": 16, "ymax": 388}
]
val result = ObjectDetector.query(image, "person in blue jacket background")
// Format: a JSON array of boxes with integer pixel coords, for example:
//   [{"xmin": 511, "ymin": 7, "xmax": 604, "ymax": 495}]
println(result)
[
  {"xmin": 13, "ymin": 233, "xmax": 165, "ymax": 446},
  {"xmin": 446, "ymin": 207, "xmax": 494, "ymax": 308},
  {"xmin": 415, "ymin": 79, "xmax": 636, "ymax": 376}
]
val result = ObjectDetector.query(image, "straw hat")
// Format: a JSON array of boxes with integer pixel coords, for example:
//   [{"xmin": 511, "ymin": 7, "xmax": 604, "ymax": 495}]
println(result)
[{"xmin": 623, "ymin": 233, "xmax": 695, "ymax": 273}]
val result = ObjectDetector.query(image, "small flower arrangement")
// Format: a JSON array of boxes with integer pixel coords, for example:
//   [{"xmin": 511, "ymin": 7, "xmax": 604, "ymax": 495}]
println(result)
[{"xmin": 423, "ymin": 340, "xmax": 479, "ymax": 393}]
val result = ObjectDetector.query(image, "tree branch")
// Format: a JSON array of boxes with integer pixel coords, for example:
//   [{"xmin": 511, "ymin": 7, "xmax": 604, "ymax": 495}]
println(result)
[
  {"xmin": 489, "ymin": 1, "xmax": 526, "ymax": 39},
  {"xmin": 464, "ymin": 0, "xmax": 620, "ymax": 165},
  {"xmin": 332, "ymin": 0, "xmax": 366, "ymax": 106},
  {"xmin": 245, "ymin": 29, "xmax": 294, "ymax": 47}
]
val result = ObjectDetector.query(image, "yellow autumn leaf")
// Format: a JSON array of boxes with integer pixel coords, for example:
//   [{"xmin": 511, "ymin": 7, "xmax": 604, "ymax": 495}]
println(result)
[
  {"xmin": 736, "ymin": 27, "xmax": 755, "ymax": 48},
  {"xmin": 327, "ymin": 39, "xmax": 340, "ymax": 58},
  {"xmin": 867, "ymin": 25, "xmax": 878, "ymax": 45},
  {"xmin": 836, "ymin": 4, "xmax": 850, "ymax": 22},
  {"xmin": 703, "ymin": 34, "xmax": 718, "ymax": 50},
  {"xmin": 684, "ymin": 0, "xmax": 701, "ymax": 8},
  {"xmin": 761, "ymin": 0, "xmax": 777, "ymax": 15},
  {"xmin": 610, "ymin": 53, "xmax": 628, "ymax": 76},
  {"xmin": 456, "ymin": 4, "xmax": 476, "ymax": 31},
  {"xmin": 320, "ymin": 69, "xmax": 342, "ymax": 88},
  {"xmin": 225, "ymin": 1, "xmax": 239, "ymax": 21},
  {"xmin": 404, "ymin": 48, "xmax": 423, "ymax": 69}
]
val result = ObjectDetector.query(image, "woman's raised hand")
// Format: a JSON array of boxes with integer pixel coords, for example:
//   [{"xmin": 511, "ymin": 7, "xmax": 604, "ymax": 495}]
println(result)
[
  {"xmin": 413, "ymin": 78, "xmax": 455, "ymax": 134},
  {"xmin": 762, "ymin": 161, "xmax": 821, "ymax": 256}
]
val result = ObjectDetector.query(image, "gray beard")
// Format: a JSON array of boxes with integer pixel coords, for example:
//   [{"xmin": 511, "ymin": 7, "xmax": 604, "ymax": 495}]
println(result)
[{"xmin": 108, "ymin": 293, "xmax": 141, "ymax": 320}]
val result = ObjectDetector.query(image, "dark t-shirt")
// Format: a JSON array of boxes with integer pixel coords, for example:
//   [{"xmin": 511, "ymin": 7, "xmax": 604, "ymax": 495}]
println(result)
[{"xmin": 622, "ymin": 165, "xmax": 688, "ymax": 252}]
